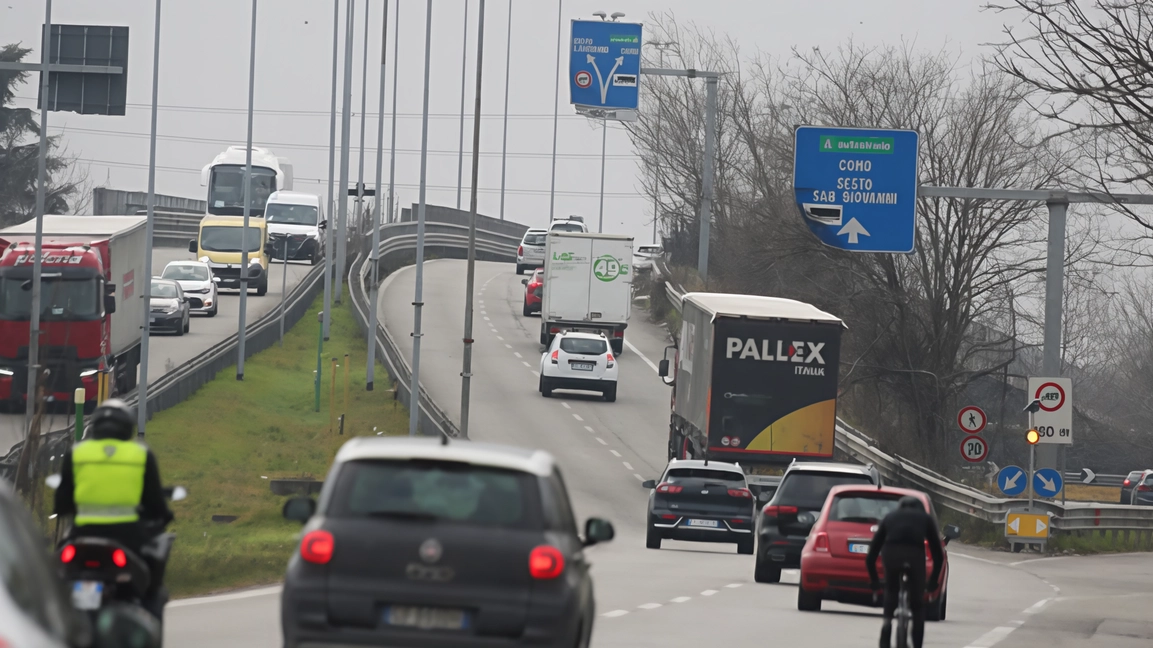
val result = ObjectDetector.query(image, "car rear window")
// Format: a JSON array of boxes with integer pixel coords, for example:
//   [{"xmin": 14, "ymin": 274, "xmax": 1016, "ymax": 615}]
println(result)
[
  {"xmin": 328, "ymin": 459, "xmax": 543, "ymax": 530},
  {"xmin": 551, "ymin": 222, "xmax": 584, "ymax": 232},
  {"xmin": 1128, "ymin": 471, "xmax": 1144, "ymax": 480},
  {"xmin": 829, "ymin": 492, "xmax": 902, "ymax": 523},
  {"xmin": 666, "ymin": 468, "xmax": 745, "ymax": 484},
  {"xmin": 560, "ymin": 337, "xmax": 607, "ymax": 355},
  {"xmin": 776, "ymin": 471, "xmax": 874, "ymax": 509},
  {"xmin": 637, "ymin": 246, "xmax": 662, "ymax": 255},
  {"xmin": 524, "ymin": 233, "xmax": 547, "ymax": 246}
]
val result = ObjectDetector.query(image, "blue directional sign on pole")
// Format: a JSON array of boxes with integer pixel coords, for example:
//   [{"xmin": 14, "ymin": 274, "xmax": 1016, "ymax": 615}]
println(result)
[
  {"xmin": 997, "ymin": 465, "xmax": 1028, "ymax": 497},
  {"xmin": 569, "ymin": 20, "xmax": 643, "ymax": 111},
  {"xmin": 1033, "ymin": 468, "xmax": 1064, "ymax": 499},
  {"xmin": 793, "ymin": 126, "xmax": 919, "ymax": 253}
]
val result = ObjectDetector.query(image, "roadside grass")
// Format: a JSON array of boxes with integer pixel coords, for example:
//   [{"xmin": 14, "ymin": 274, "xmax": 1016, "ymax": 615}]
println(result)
[
  {"xmin": 145, "ymin": 287, "xmax": 406, "ymax": 597},
  {"xmin": 1063, "ymin": 484, "xmax": 1120, "ymax": 503}
]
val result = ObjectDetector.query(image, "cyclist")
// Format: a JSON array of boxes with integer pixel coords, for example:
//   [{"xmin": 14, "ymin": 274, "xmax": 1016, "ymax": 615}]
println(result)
[{"xmin": 866, "ymin": 495, "xmax": 944, "ymax": 648}]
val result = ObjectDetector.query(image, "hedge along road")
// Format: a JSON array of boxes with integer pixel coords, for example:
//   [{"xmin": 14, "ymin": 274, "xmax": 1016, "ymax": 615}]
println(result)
[{"xmin": 0, "ymin": 247, "xmax": 316, "ymax": 454}]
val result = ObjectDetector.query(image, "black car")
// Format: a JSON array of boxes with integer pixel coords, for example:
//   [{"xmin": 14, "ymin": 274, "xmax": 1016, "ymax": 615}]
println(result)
[
  {"xmin": 642, "ymin": 459, "xmax": 756, "ymax": 554},
  {"xmin": 280, "ymin": 437, "xmax": 614, "ymax": 648},
  {"xmin": 1121, "ymin": 469, "xmax": 1152, "ymax": 504},
  {"xmin": 755, "ymin": 461, "xmax": 881, "ymax": 583},
  {"xmin": 149, "ymin": 278, "xmax": 190, "ymax": 336}
]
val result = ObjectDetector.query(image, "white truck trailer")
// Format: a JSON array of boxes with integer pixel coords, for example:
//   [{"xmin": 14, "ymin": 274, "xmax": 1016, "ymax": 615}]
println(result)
[{"xmin": 540, "ymin": 232, "xmax": 633, "ymax": 354}]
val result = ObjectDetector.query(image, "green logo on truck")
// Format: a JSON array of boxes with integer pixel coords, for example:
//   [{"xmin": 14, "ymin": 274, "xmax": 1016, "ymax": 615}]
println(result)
[{"xmin": 593, "ymin": 255, "xmax": 628, "ymax": 282}]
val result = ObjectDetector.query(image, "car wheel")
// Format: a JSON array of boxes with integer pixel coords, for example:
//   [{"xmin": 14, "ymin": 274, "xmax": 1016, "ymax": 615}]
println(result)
[
  {"xmin": 184, "ymin": 316, "xmax": 190, "ymax": 333},
  {"xmin": 175, "ymin": 321, "xmax": 184, "ymax": 337},
  {"xmin": 523, "ymin": 300, "xmax": 531, "ymax": 317},
  {"xmin": 754, "ymin": 550, "xmax": 781, "ymax": 583},
  {"xmin": 646, "ymin": 525, "xmax": 661, "ymax": 550},
  {"xmin": 927, "ymin": 592, "xmax": 946, "ymax": 622},
  {"xmin": 515, "ymin": 264, "xmax": 524, "ymax": 275},
  {"xmin": 603, "ymin": 384, "xmax": 617, "ymax": 402},
  {"xmin": 540, "ymin": 377, "xmax": 553, "ymax": 398},
  {"xmin": 208, "ymin": 303, "xmax": 218, "ymax": 318},
  {"xmin": 797, "ymin": 586, "xmax": 822, "ymax": 612},
  {"xmin": 737, "ymin": 537, "xmax": 754, "ymax": 555}
]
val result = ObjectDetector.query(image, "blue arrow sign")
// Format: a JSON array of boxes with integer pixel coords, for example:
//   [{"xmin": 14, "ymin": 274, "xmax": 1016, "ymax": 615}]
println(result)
[
  {"xmin": 1033, "ymin": 468, "xmax": 1064, "ymax": 498},
  {"xmin": 793, "ymin": 126, "xmax": 919, "ymax": 253},
  {"xmin": 569, "ymin": 20, "xmax": 643, "ymax": 111},
  {"xmin": 997, "ymin": 465, "xmax": 1028, "ymax": 497}
]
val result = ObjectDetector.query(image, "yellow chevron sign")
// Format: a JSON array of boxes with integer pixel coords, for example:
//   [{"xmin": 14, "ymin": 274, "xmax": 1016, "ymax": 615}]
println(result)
[{"xmin": 1006, "ymin": 512, "xmax": 1049, "ymax": 539}]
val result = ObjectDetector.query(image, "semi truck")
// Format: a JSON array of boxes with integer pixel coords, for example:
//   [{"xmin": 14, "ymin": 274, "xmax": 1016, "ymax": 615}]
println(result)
[
  {"xmin": 540, "ymin": 231, "xmax": 633, "ymax": 354},
  {"xmin": 656, "ymin": 292, "xmax": 845, "ymax": 467},
  {"xmin": 0, "ymin": 215, "xmax": 147, "ymax": 411}
]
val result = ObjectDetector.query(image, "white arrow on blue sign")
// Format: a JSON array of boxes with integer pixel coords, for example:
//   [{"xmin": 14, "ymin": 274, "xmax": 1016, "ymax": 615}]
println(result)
[
  {"xmin": 792, "ymin": 126, "xmax": 920, "ymax": 253},
  {"xmin": 569, "ymin": 20, "xmax": 643, "ymax": 111},
  {"xmin": 997, "ymin": 465, "xmax": 1028, "ymax": 497},
  {"xmin": 1033, "ymin": 468, "xmax": 1064, "ymax": 498}
]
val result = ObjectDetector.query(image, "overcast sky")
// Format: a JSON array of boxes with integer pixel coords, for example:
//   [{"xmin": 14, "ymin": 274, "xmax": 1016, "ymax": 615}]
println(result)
[{"xmin": 5, "ymin": 1, "xmax": 1010, "ymax": 243}]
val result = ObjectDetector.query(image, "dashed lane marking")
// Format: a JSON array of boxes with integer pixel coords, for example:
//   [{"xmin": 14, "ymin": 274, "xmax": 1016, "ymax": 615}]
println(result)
[
  {"xmin": 583, "ymin": 425, "xmax": 594, "ymax": 432},
  {"xmin": 633, "ymin": 473, "xmax": 644, "ymax": 481},
  {"xmin": 573, "ymin": 414, "xmax": 584, "ymax": 422},
  {"xmin": 562, "ymin": 402, "xmax": 571, "ymax": 409},
  {"xmin": 521, "ymin": 361, "xmax": 531, "ymax": 368},
  {"xmin": 638, "ymin": 603, "xmax": 662, "ymax": 610},
  {"xmin": 622, "ymin": 461, "xmax": 633, "ymax": 470},
  {"xmin": 725, "ymin": 583, "xmax": 742, "ymax": 589},
  {"xmin": 602, "ymin": 610, "xmax": 629, "ymax": 618},
  {"xmin": 504, "ymin": 344, "xmax": 512, "ymax": 349},
  {"xmin": 610, "ymin": 449, "xmax": 621, "ymax": 457},
  {"xmin": 514, "ymin": 352, "xmax": 522, "ymax": 358},
  {"xmin": 701, "ymin": 590, "xmax": 717, "ymax": 596},
  {"xmin": 671, "ymin": 596, "xmax": 690, "ymax": 603},
  {"xmin": 532, "ymin": 371, "xmax": 540, "ymax": 377},
  {"xmin": 595, "ymin": 437, "xmax": 607, "ymax": 445}
]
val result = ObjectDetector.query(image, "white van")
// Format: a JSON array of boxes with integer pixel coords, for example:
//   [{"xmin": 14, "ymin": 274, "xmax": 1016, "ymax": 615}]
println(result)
[{"xmin": 264, "ymin": 191, "xmax": 326, "ymax": 265}]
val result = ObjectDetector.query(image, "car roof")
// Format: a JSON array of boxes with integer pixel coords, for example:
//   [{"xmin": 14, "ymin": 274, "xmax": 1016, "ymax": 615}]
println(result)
[
  {"xmin": 785, "ymin": 461, "xmax": 876, "ymax": 476},
  {"xmin": 557, "ymin": 330, "xmax": 608, "ymax": 341},
  {"xmin": 334, "ymin": 436, "xmax": 555, "ymax": 478},
  {"xmin": 827, "ymin": 484, "xmax": 925, "ymax": 500},
  {"xmin": 666, "ymin": 459, "xmax": 744, "ymax": 474},
  {"xmin": 267, "ymin": 190, "xmax": 320, "ymax": 205},
  {"xmin": 525, "ymin": 228, "xmax": 547, "ymax": 233},
  {"xmin": 745, "ymin": 475, "xmax": 782, "ymax": 485},
  {"xmin": 682, "ymin": 292, "xmax": 844, "ymax": 326},
  {"xmin": 164, "ymin": 260, "xmax": 209, "ymax": 267}
]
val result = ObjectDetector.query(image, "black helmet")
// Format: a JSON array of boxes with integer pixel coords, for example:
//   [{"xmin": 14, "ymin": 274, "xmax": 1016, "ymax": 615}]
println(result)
[
  {"xmin": 90, "ymin": 398, "xmax": 136, "ymax": 441},
  {"xmin": 899, "ymin": 495, "xmax": 924, "ymax": 511}
]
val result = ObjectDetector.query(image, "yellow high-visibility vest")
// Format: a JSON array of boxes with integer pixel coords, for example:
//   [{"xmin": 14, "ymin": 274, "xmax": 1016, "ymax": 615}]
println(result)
[{"xmin": 72, "ymin": 439, "xmax": 147, "ymax": 525}]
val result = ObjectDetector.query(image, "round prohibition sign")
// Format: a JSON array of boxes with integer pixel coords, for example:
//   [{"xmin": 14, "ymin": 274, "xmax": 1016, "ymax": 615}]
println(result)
[
  {"xmin": 957, "ymin": 406, "xmax": 987, "ymax": 434},
  {"xmin": 1034, "ymin": 381, "xmax": 1065, "ymax": 412},
  {"xmin": 574, "ymin": 70, "xmax": 592, "ymax": 89},
  {"xmin": 960, "ymin": 435, "xmax": 989, "ymax": 463}
]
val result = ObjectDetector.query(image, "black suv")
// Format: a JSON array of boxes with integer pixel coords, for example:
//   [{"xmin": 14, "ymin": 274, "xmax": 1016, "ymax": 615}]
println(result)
[
  {"xmin": 643, "ymin": 459, "xmax": 756, "ymax": 554},
  {"xmin": 754, "ymin": 461, "xmax": 881, "ymax": 583},
  {"xmin": 280, "ymin": 437, "xmax": 614, "ymax": 648}
]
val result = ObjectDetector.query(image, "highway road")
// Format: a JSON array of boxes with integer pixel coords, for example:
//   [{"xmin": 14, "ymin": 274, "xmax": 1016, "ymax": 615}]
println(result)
[
  {"xmin": 165, "ymin": 259, "xmax": 1153, "ymax": 647},
  {"xmin": 0, "ymin": 248, "xmax": 316, "ymax": 455}
]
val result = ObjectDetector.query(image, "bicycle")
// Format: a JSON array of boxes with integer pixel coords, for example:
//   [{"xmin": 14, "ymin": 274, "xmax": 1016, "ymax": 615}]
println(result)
[{"xmin": 874, "ymin": 562, "xmax": 915, "ymax": 648}]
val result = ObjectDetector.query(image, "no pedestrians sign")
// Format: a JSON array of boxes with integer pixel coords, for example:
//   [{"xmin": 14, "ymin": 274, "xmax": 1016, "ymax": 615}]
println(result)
[{"xmin": 957, "ymin": 406, "xmax": 986, "ymax": 434}]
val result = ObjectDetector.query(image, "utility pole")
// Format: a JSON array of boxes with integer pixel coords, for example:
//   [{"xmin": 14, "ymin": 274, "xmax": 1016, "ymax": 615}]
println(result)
[
  {"xmin": 138, "ymin": 0, "xmax": 163, "ymax": 434},
  {"xmin": 25, "ymin": 0, "xmax": 52, "ymax": 439},
  {"xmin": 409, "ymin": 0, "xmax": 434, "ymax": 437},
  {"xmin": 498, "ymin": 0, "xmax": 513, "ymax": 220},
  {"xmin": 236, "ymin": 0, "xmax": 258, "ymax": 380},
  {"xmin": 646, "ymin": 40, "xmax": 676, "ymax": 244},
  {"xmin": 456, "ymin": 0, "xmax": 469, "ymax": 210},
  {"xmin": 547, "ymin": 0, "xmax": 563, "ymax": 223},
  {"xmin": 460, "ymin": 0, "xmax": 487, "ymax": 438},
  {"xmin": 366, "ymin": 0, "xmax": 390, "ymax": 390},
  {"xmin": 335, "ymin": 0, "xmax": 355, "ymax": 303},
  {"xmin": 386, "ymin": 0, "xmax": 400, "ymax": 227},
  {"xmin": 323, "ymin": 0, "xmax": 340, "ymax": 340}
]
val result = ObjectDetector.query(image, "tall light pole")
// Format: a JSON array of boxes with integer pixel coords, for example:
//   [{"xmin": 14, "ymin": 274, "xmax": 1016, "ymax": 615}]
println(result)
[
  {"xmin": 236, "ymin": 0, "xmax": 258, "ymax": 381},
  {"xmin": 355, "ymin": 0, "xmax": 370, "ymax": 245},
  {"xmin": 598, "ymin": 117, "xmax": 606, "ymax": 233},
  {"xmin": 409, "ymin": 0, "xmax": 434, "ymax": 437},
  {"xmin": 335, "ymin": 0, "xmax": 355, "ymax": 304},
  {"xmin": 138, "ymin": 0, "xmax": 163, "ymax": 435},
  {"xmin": 547, "ymin": 0, "xmax": 562, "ymax": 223},
  {"xmin": 498, "ymin": 0, "xmax": 513, "ymax": 221},
  {"xmin": 647, "ymin": 39, "xmax": 676, "ymax": 245},
  {"xmin": 460, "ymin": 0, "xmax": 487, "ymax": 437},
  {"xmin": 323, "ymin": 0, "xmax": 340, "ymax": 340},
  {"xmin": 386, "ymin": 0, "xmax": 400, "ymax": 225},
  {"xmin": 366, "ymin": 0, "xmax": 390, "ymax": 390},
  {"xmin": 456, "ymin": 0, "xmax": 469, "ymax": 210}
]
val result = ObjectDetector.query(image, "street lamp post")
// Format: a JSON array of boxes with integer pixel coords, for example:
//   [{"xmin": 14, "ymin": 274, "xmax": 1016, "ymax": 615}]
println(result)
[
  {"xmin": 366, "ymin": 0, "xmax": 390, "ymax": 390},
  {"xmin": 460, "ymin": 0, "xmax": 487, "ymax": 438},
  {"xmin": 498, "ymin": 0, "xmax": 512, "ymax": 221},
  {"xmin": 334, "ymin": 0, "xmax": 355, "ymax": 303},
  {"xmin": 646, "ymin": 40, "xmax": 676, "ymax": 245},
  {"xmin": 456, "ymin": 0, "xmax": 469, "ymax": 210},
  {"xmin": 137, "ymin": 0, "xmax": 163, "ymax": 435},
  {"xmin": 547, "ymin": 0, "xmax": 562, "ymax": 223},
  {"xmin": 323, "ymin": 0, "xmax": 340, "ymax": 340},
  {"xmin": 409, "ymin": 0, "xmax": 434, "ymax": 437},
  {"xmin": 236, "ymin": 0, "xmax": 259, "ymax": 381}
]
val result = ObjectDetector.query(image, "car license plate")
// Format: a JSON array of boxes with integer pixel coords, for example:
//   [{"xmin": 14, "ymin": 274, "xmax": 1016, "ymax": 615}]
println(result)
[
  {"xmin": 687, "ymin": 519, "xmax": 719, "ymax": 528},
  {"xmin": 385, "ymin": 606, "xmax": 468, "ymax": 631},
  {"xmin": 849, "ymin": 543, "xmax": 869, "ymax": 554},
  {"xmin": 570, "ymin": 362, "xmax": 594, "ymax": 371},
  {"xmin": 71, "ymin": 581, "xmax": 103, "ymax": 610}
]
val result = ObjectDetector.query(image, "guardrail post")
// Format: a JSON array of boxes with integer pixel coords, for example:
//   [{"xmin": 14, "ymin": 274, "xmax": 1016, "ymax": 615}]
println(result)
[
  {"xmin": 343, "ymin": 353, "xmax": 350, "ymax": 417},
  {"xmin": 329, "ymin": 357, "xmax": 338, "ymax": 433}
]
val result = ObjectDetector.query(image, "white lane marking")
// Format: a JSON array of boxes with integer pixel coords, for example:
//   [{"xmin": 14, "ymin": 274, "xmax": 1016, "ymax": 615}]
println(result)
[
  {"xmin": 595, "ymin": 437, "xmax": 607, "ymax": 445},
  {"xmin": 602, "ymin": 609, "xmax": 629, "ymax": 618},
  {"xmin": 1022, "ymin": 598, "xmax": 1051, "ymax": 615},
  {"xmin": 562, "ymin": 402, "xmax": 571, "ymax": 409},
  {"xmin": 950, "ymin": 552, "xmax": 1001, "ymax": 567},
  {"xmin": 504, "ymin": 344, "xmax": 512, "ymax": 349},
  {"xmin": 624, "ymin": 338, "xmax": 660, "ymax": 373},
  {"xmin": 168, "ymin": 585, "xmax": 282, "ymax": 608},
  {"xmin": 701, "ymin": 589, "xmax": 718, "ymax": 596},
  {"xmin": 483, "ymin": 316, "xmax": 490, "ymax": 321},
  {"xmin": 497, "ymin": 336, "xmax": 504, "ymax": 341},
  {"xmin": 514, "ymin": 352, "xmax": 522, "ymax": 358},
  {"xmin": 532, "ymin": 371, "xmax": 540, "ymax": 377},
  {"xmin": 584, "ymin": 425, "xmax": 594, "ymax": 432},
  {"xmin": 638, "ymin": 602, "xmax": 662, "ymax": 610},
  {"xmin": 725, "ymin": 583, "xmax": 742, "ymax": 588},
  {"xmin": 522, "ymin": 361, "xmax": 531, "ymax": 368},
  {"xmin": 491, "ymin": 328, "xmax": 498, "ymax": 334},
  {"xmin": 573, "ymin": 414, "xmax": 584, "ymax": 422},
  {"xmin": 481, "ymin": 311, "xmax": 487, "ymax": 315},
  {"xmin": 671, "ymin": 596, "xmax": 691, "ymax": 603},
  {"xmin": 964, "ymin": 625, "xmax": 1019, "ymax": 648},
  {"xmin": 610, "ymin": 449, "xmax": 621, "ymax": 457},
  {"xmin": 633, "ymin": 473, "xmax": 644, "ymax": 481},
  {"xmin": 622, "ymin": 461, "xmax": 633, "ymax": 470}
]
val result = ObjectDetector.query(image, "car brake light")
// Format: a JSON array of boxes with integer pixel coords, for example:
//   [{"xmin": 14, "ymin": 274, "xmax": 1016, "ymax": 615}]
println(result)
[
  {"xmin": 112, "ymin": 549, "xmax": 128, "ymax": 568},
  {"xmin": 606, "ymin": 353, "xmax": 614, "ymax": 368},
  {"xmin": 300, "ymin": 530, "xmax": 334, "ymax": 564},
  {"xmin": 518, "ymin": 245, "xmax": 523, "ymax": 255},
  {"xmin": 763, "ymin": 505, "xmax": 798, "ymax": 517},
  {"xmin": 1138, "ymin": 484, "xmax": 1152, "ymax": 492},
  {"xmin": 613, "ymin": 329, "xmax": 623, "ymax": 338},
  {"xmin": 60, "ymin": 544, "xmax": 76, "ymax": 563},
  {"xmin": 550, "ymin": 327, "xmax": 561, "ymax": 334},
  {"xmin": 550, "ymin": 350, "xmax": 559, "ymax": 364},
  {"xmin": 727, "ymin": 488, "xmax": 752, "ymax": 499},
  {"xmin": 656, "ymin": 482, "xmax": 683, "ymax": 494},
  {"xmin": 814, "ymin": 532, "xmax": 829, "ymax": 552},
  {"xmin": 529, "ymin": 545, "xmax": 565, "ymax": 579},
  {"xmin": 1124, "ymin": 479, "xmax": 1132, "ymax": 487},
  {"xmin": 661, "ymin": 514, "xmax": 677, "ymax": 520}
]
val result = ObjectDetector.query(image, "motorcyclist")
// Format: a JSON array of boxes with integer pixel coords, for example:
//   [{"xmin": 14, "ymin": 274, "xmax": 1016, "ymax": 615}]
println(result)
[
  {"xmin": 865, "ymin": 495, "xmax": 944, "ymax": 648},
  {"xmin": 53, "ymin": 398, "xmax": 173, "ymax": 619}
]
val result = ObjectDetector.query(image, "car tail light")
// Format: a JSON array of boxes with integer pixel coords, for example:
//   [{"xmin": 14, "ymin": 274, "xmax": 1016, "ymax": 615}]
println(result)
[
  {"xmin": 656, "ymin": 482, "xmax": 683, "ymax": 494},
  {"xmin": 1124, "ymin": 479, "xmax": 1132, "ymax": 487},
  {"xmin": 613, "ymin": 329, "xmax": 623, "ymax": 338},
  {"xmin": 529, "ymin": 545, "xmax": 565, "ymax": 579},
  {"xmin": 550, "ymin": 350, "xmax": 559, "ymax": 364},
  {"xmin": 727, "ymin": 488, "xmax": 752, "ymax": 499},
  {"xmin": 814, "ymin": 532, "xmax": 829, "ymax": 552},
  {"xmin": 762, "ymin": 505, "xmax": 798, "ymax": 517},
  {"xmin": 606, "ymin": 353, "xmax": 614, "ymax": 368},
  {"xmin": 111, "ymin": 549, "xmax": 128, "ymax": 568},
  {"xmin": 661, "ymin": 514, "xmax": 677, "ymax": 520},
  {"xmin": 550, "ymin": 326, "xmax": 561, "ymax": 334},
  {"xmin": 60, "ymin": 544, "xmax": 76, "ymax": 563},
  {"xmin": 1138, "ymin": 484, "xmax": 1152, "ymax": 492},
  {"xmin": 300, "ymin": 530, "xmax": 335, "ymax": 564},
  {"xmin": 517, "ymin": 245, "xmax": 523, "ymax": 256}
]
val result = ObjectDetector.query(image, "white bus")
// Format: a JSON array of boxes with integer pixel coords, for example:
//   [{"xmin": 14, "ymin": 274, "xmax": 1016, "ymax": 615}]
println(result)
[{"xmin": 201, "ymin": 146, "xmax": 294, "ymax": 217}]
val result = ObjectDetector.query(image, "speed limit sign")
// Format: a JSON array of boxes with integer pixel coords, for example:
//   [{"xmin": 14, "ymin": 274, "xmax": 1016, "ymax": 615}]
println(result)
[{"xmin": 960, "ymin": 435, "xmax": 989, "ymax": 463}]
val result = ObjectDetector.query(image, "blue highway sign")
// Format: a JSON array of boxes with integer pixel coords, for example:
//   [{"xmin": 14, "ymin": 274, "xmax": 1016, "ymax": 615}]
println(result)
[
  {"xmin": 997, "ymin": 465, "xmax": 1028, "ymax": 497},
  {"xmin": 569, "ymin": 20, "xmax": 643, "ymax": 111},
  {"xmin": 1033, "ymin": 468, "xmax": 1064, "ymax": 499},
  {"xmin": 793, "ymin": 126, "xmax": 919, "ymax": 253}
]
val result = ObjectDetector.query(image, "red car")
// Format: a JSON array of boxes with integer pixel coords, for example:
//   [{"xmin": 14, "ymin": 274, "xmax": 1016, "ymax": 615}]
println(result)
[
  {"xmin": 797, "ymin": 485, "xmax": 959, "ymax": 619},
  {"xmin": 522, "ymin": 267, "xmax": 544, "ymax": 316}
]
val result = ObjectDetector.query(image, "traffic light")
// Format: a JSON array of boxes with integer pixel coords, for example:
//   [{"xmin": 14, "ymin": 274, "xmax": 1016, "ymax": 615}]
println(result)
[{"xmin": 1026, "ymin": 428, "xmax": 1040, "ymax": 445}]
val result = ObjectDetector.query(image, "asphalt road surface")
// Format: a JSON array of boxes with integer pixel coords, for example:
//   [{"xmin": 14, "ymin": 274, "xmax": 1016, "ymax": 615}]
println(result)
[
  {"xmin": 0, "ymin": 249, "xmax": 315, "ymax": 454},
  {"xmin": 165, "ymin": 260, "xmax": 1153, "ymax": 648}
]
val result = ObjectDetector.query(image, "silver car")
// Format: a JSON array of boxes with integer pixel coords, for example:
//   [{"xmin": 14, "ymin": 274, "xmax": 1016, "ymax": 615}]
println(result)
[
  {"xmin": 632, "ymin": 244, "xmax": 663, "ymax": 274},
  {"xmin": 161, "ymin": 260, "xmax": 220, "ymax": 317},
  {"xmin": 516, "ymin": 228, "xmax": 548, "ymax": 275}
]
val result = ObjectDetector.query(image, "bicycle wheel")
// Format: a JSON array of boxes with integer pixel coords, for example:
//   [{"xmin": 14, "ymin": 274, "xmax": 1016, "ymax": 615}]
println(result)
[{"xmin": 896, "ymin": 582, "xmax": 910, "ymax": 648}]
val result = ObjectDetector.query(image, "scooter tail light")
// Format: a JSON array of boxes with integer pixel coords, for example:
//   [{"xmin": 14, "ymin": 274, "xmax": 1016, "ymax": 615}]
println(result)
[
  {"xmin": 60, "ymin": 544, "xmax": 76, "ymax": 563},
  {"xmin": 111, "ymin": 549, "xmax": 128, "ymax": 568}
]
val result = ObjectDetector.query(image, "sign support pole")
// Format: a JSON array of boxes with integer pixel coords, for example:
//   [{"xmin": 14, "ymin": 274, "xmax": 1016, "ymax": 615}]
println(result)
[
  {"xmin": 1028, "ymin": 409, "xmax": 1035, "ymax": 511},
  {"xmin": 409, "ymin": 0, "xmax": 434, "ymax": 437},
  {"xmin": 460, "ymin": 0, "xmax": 486, "ymax": 439},
  {"xmin": 236, "ymin": 0, "xmax": 258, "ymax": 381},
  {"xmin": 699, "ymin": 76, "xmax": 716, "ymax": 284},
  {"xmin": 138, "ymin": 0, "xmax": 161, "ymax": 435},
  {"xmin": 25, "ymin": 0, "xmax": 52, "ymax": 441},
  {"xmin": 322, "ymin": 0, "xmax": 339, "ymax": 340},
  {"xmin": 366, "ymin": 0, "xmax": 389, "ymax": 391}
]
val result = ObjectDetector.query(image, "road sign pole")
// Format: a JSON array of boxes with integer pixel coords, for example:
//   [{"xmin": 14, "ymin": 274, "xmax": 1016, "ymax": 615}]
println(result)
[
  {"xmin": 236, "ymin": 0, "xmax": 258, "ymax": 382},
  {"xmin": 460, "ymin": 0, "xmax": 486, "ymax": 439},
  {"xmin": 25, "ymin": 0, "xmax": 52, "ymax": 441},
  {"xmin": 498, "ymin": 0, "xmax": 512, "ymax": 220},
  {"xmin": 138, "ymin": 0, "xmax": 162, "ymax": 436},
  {"xmin": 547, "ymin": 0, "xmax": 563, "ymax": 222},
  {"xmin": 1028, "ymin": 409, "xmax": 1035, "ymax": 511},
  {"xmin": 1038, "ymin": 199, "xmax": 1067, "ymax": 472},
  {"xmin": 598, "ymin": 117, "xmax": 607, "ymax": 233},
  {"xmin": 323, "ymin": 0, "xmax": 339, "ymax": 340},
  {"xmin": 409, "ymin": 0, "xmax": 434, "ymax": 437},
  {"xmin": 366, "ymin": 0, "xmax": 389, "ymax": 391},
  {"xmin": 698, "ymin": 76, "xmax": 717, "ymax": 284}
]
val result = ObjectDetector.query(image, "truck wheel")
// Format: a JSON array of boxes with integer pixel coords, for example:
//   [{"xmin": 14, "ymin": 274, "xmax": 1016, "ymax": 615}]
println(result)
[
  {"xmin": 540, "ymin": 324, "xmax": 549, "ymax": 346},
  {"xmin": 610, "ymin": 338, "xmax": 623, "ymax": 355},
  {"xmin": 256, "ymin": 279, "xmax": 268, "ymax": 296},
  {"xmin": 646, "ymin": 525, "xmax": 661, "ymax": 550}
]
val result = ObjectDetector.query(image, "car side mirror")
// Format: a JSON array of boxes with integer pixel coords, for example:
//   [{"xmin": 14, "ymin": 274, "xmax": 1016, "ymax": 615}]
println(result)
[
  {"xmin": 583, "ymin": 517, "xmax": 615, "ymax": 546},
  {"xmin": 104, "ymin": 294, "xmax": 117, "ymax": 314},
  {"xmin": 943, "ymin": 524, "xmax": 960, "ymax": 544},
  {"xmin": 264, "ymin": 242, "xmax": 275, "ymax": 255},
  {"xmin": 187, "ymin": 240, "xmax": 197, "ymax": 254},
  {"xmin": 212, "ymin": 276, "xmax": 221, "ymax": 284},
  {"xmin": 318, "ymin": 219, "xmax": 328, "ymax": 230},
  {"xmin": 283, "ymin": 496, "xmax": 317, "ymax": 523},
  {"xmin": 94, "ymin": 603, "xmax": 161, "ymax": 648},
  {"xmin": 641, "ymin": 479, "xmax": 656, "ymax": 489},
  {"xmin": 657, "ymin": 359, "xmax": 669, "ymax": 378},
  {"xmin": 521, "ymin": 278, "xmax": 528, "ymax": 285}
]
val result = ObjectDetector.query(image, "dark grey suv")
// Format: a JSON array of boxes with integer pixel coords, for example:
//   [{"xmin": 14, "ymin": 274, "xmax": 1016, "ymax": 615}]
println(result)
[
  {"xmin": 754, "ymin": 461, "xmax": 881, "ymax": 583},
  {"xmin": 280, "ymin": 437, "xmax": 614, "ymax": 648}
]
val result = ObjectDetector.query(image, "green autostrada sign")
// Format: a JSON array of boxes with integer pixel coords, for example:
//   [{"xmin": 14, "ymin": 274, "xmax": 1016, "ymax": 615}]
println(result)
[
  {"xmin": 593, "ymin": 255, "xmax": 627, "ymax": 282},
  {"xmin": 819, "ymin": 135, "xmax": 894, "ymax": 154}
]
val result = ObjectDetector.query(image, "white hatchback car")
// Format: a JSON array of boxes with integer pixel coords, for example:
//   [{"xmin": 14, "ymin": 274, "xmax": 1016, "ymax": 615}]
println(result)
[
  {"xmin": 539, "ymin": 331, "xmax": 618, "ymax": 402},
  {"xmin": 160, "ymin": 260, "xmax": 220, "ymax": 317},
  {"xmin": 516, "ymin": 228, "xmax": 548, "ymax": 275}
]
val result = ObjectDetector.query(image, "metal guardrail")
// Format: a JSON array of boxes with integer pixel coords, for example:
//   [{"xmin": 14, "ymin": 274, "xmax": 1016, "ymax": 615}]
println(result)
[{"xmin": 660, "ymin": 280, "xmax": 1153, "ymax": 537}]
